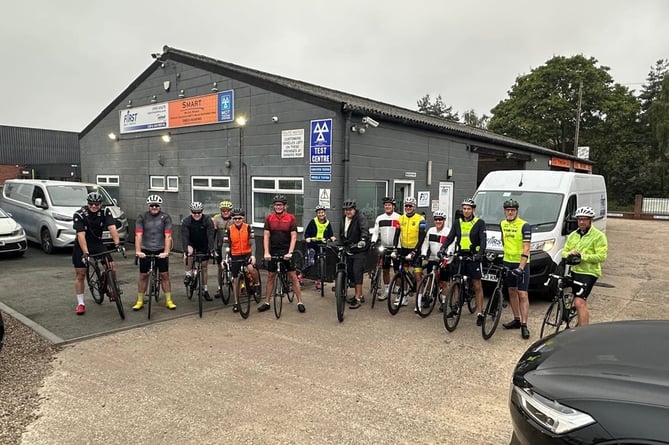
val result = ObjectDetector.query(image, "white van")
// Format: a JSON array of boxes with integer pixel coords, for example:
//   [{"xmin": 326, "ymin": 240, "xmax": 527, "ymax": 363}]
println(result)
[
  {"xmin": 0, "ymin": 179, "xmax": 128, "ymax": 253},
  {"xmin": 473, "ymin": 170, "xmax": 606, "ymax": 292}
]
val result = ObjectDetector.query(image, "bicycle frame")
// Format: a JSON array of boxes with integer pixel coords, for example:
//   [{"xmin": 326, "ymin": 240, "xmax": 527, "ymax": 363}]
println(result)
[
  {"xmin": 186, "ymin": 252, "xmax": 213, "ymax": 318},
  {"xmin": 540, "ymin": 267, "xmax": 586, "ymax": 338},
  {"xmin": 86, "ymin": 250, "xmax": 125, "ymax": 320},
  {"xmin": 387, "ymin": 256, "xmax": 417, "ymax": 316},
  {"xmin": 270, "ymin": 255, "xmax": 292, "ymax": 319}
]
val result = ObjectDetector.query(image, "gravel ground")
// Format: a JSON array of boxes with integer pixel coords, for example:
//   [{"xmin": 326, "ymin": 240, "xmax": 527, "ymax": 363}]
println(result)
[{"xmin": 0, "ymin": 312, "xmax": 60, "ymax": 445}]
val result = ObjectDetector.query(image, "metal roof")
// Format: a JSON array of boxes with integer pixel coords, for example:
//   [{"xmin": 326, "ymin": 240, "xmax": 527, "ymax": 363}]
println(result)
[{"xmin": 0, "ymin": 125, "xmax": 79, "ymax": 164}]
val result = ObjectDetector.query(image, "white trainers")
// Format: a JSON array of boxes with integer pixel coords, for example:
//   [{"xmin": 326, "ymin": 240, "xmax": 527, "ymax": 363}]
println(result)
[
  {"xmin": 377, "ymin": 288, "xmax": 388, "ymax": 301},
  {"xmin": 401, "ymin": 295, "xmax": 409, "ymax": 306}
]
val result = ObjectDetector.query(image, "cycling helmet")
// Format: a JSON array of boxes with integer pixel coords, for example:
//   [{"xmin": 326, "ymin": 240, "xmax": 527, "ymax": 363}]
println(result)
[
  {"xmin": 231, "ymin": 208, "xmax": 245, "ymax": 217},
  {"xmin": 404, "ymin": 196, "xmax": 417, "ymax": 206},
  {"xmin": 314, "ymin": 204, "xmax": 327, "ymax": 212},
  {"xmin": 272, "ymin": 194, "xmax": 288, "ymax": 204},
  {"xmin": 146, "ymin": 194, "xmax": 163, "ymax": 205},
  {"xmin": 87, "ymin": 192, "xmax": 103, "ymax": 203},
  {"xmin": 574, "ymin": 206, "xmax": 596, "ymax": 218},
  {"xmin": 461, "ymin": 198, "xmax": 476, "ymax": 208},
  {"xmin": 433, "ymin": 210, "xmax": 447, "ymax": 219},
  {"xmin": 503, "ymin": 199, "xmax": 519, "ymax": 209},
  {"xmin": 219, "ymin": 200, "xmax": 233, "ymax": 209},
  {"xmin": 382, "ymin": 196, "xmax": 396, "ymax": 205},
  {"xmin": 342, "ymin": 200, "xmax": 357, "ymax": 209},
  {"xmin": 190, "ymin": 201, "xmax": 204, "ymax": 212}
]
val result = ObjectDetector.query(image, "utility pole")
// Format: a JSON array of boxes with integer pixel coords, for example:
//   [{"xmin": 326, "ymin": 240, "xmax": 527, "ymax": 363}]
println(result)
[{"xmin": 573, "ymin": 80, "xmax": 583, "ymax": 157}]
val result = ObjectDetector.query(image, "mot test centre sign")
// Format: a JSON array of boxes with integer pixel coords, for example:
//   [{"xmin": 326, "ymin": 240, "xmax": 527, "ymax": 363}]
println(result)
[{"xmin": 310, "ymin": 118, "xmax": 332, "ymax": 182}]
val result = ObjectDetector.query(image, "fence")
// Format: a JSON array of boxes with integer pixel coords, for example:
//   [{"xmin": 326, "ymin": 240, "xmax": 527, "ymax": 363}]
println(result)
[{"xmin": 608, "ymin": 195, "xmax": 669, "ymax": 220}]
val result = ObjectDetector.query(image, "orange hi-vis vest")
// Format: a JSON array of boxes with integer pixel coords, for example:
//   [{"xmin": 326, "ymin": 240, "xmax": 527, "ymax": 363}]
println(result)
[{"xmin": 229, "ymin": 223, "xmax": 252, "ymax": 255}]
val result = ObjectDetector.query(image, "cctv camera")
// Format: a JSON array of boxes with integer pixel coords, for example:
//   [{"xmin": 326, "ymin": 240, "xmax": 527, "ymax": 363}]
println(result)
[
  {"xmin": 272, "ymin": 116, "xmax": 279, "ymax": 123},
  {"xmin": 362, "ymin": 116, "xmax": 379, "ymax": 128}
]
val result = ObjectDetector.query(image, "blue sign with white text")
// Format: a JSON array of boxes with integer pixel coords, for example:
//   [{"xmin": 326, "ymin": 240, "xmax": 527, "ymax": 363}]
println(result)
[
  {"xmin": 218, "ymin": 90, "xmax": 235, "ymax": 122},
  {"xmin": 310, "ymin": 119, "xmax": 332, "ymax": 164}
]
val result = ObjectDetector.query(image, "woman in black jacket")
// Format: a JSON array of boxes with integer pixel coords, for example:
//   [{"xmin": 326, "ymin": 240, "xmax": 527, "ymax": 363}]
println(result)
[{"xmin": 340, "ymin": 200, "xmax": 370, "ymax": 309}]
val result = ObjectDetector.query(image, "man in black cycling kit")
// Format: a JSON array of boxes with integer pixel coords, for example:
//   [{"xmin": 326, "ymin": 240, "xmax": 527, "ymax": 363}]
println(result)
[
  {"xmin": 182, "ymin": 201, "xmax": 216, "ymax": 301},
  {"xmin": 72, "ymin": 192, "xmax": 124, "ymax": 315}
]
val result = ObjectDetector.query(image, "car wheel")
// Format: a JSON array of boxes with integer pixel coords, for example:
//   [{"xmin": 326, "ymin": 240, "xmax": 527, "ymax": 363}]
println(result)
[{"xmin": 40, "ymin": 228, "xmax": 54, "ymax": 254}]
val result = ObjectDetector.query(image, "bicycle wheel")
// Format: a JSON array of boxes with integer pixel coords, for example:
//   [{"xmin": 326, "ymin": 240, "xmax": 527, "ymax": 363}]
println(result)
[
  {"xmin": 186, "ymin": 273, "xmax": 195, "ymax": 300},
  {"xmin": 238, "ymin": 274, "xmax": 251, "ymax": 319},
  {"xmin": 333, "ymin": 270, "xmax": 345, "ymax": 322},
  {"xmin": 286, "ymin": 271, "xmax": 295, "ymax": 303},
  {"xmin": 466, "ymin": 284, "xmax": 477, "ymax": 314},
  {"xmin": 482, "ymin": 287, "xmax": 503, "ymax": 340},
  {"xmin": 292, "ymin": 251, "xmax": 304, "ymax": 278},
  {"xmin": 540, "ymin": 298, "xmax": 564, "ymax": 338},
  {"xmin": 369, "ymin": 266, "xmax": 383, "ymax": 308},
  {"xmin": 319, "ymin": 256, "xmax": 326, "ymax": 298},
  {"xmin": 444, "ymin": 281, "xmax": 462, "ymax": 332},
  {"xmin": 251, "ymin": 269, "xmax": 262, "ymax": 303},
  {"xmin": 564, "ymin": 295, "xmax": 579, "ymax": 329},
  {"xmin": 387, "ymin": 272, "xmax": 405, "ymax": 315},
  {"xmin": 147, "ymin": 270, "xmax": 155, "ymax": 320},
  {"xmin": 415, "ymin": 273, "xmax": 437, "ymax": 318},
  {"xmin": 273, "ymin": 273, "xmax": 284, "ymax": 319},
  {"xmin": 197, "ymin": 272, "xmax": 204, "ymax": 319},
  {"xmin": 86, "ymin": 264, "xmax": 104, "ymax": 304},
  {"xmin": 106, "ymin": 270, "xmax": 125, "ymax": 320},
  {"xmin": 221, "ymin": 271, "xmax": 232, "ymax": 305}
]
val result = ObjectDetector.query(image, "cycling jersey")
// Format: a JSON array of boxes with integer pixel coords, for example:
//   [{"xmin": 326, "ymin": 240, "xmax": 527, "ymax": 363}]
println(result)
[
  {"xmin": 562, "ymin": 225, "xmax": 608, "ymax": 277},
  {"xmin": 395, "ymin": 213, "xmax": 426, "ymax": 250},
  {"xmin": 136, "ymin": 210, "xmax": 172, "ymax": 251},
  {"xmin": 371, "ymin": 212, "xmax": 400, "ymax": 247},
  {"xmin": 73, "ymin": 206, "xmax": 115, "ymax": 248},
  {"xmin": 501, "ymin": 217, "xmax": 531, "ymax": 263},
  {"xmin": 264, "ymin": 211, "xmax": 297, "ymax": 255},
  {"xmin": 421, "ymin": 225, "xmax": 451, "ymax": 261},
  {"xmin": 181, "ymin": 214, "xmax": 215, "ymax": 253},
  {"xmin": 213, "ymin": 214, "xmax": 233, "ymax": 247}
]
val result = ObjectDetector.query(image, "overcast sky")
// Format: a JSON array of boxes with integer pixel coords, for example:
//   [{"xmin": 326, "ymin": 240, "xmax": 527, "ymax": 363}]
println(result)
[{"xmin": 2, "ymin": 1, "xmax": 667, "ymax": 132}]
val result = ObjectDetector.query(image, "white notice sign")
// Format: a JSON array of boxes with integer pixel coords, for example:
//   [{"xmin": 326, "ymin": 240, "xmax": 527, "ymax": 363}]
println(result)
[{"xmin": 281, "ymin": 129, "xmax": 304, "ymax": 158}]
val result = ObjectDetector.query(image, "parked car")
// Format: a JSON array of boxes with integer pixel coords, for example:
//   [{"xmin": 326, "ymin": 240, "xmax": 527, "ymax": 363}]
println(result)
[
  {"xmin": 0, "ymin": 207, "xmax": 27, "ymax": 257},
  {"xmin": 509, "ymin": 320, "xmax": 669, "ymax": 444},
  {"xmin": 0, "ymin": 179, "xmax": 127, "ymax": 253}
]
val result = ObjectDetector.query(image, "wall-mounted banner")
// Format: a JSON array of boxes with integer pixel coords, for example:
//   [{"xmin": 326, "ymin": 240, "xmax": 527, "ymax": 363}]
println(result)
[{"xmin": 119, "ymin": 90, "xmax": 234, "ymax": 134}]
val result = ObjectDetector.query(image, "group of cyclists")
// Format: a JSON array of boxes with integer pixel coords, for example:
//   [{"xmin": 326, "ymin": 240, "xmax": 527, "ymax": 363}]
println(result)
[{"xmin": 72, "ymin": 191, "xmax": 608, "ymax": 340}]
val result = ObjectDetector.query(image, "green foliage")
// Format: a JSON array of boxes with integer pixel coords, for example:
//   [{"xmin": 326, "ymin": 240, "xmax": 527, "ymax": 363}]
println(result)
[
  {"xmin": 462, "ymin": 109, "xmax": 490, "ymax": 129},
  {"xmin": 416, "ymin": 94, "xmax": 459, "ymax": 121}
]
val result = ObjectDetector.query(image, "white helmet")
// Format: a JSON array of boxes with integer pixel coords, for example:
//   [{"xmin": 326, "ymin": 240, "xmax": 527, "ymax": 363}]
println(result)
[
  {"xmin": 404, "ymin": 196, "xmax": 417, "ymax": 206},
  {"xmin": 190, "ymin": 201, "xmax": 204, "ymax": 212},
  {"xmin": 146, "ymin": 194, "xmax": 163, "ymax": 205},
  {"xmin": 433, "ymin": 210, "xmax": 447, "ymax": 219},
  {"xmin": 574, "ymin": 206, "xmax": 596, "ymax": 218}
]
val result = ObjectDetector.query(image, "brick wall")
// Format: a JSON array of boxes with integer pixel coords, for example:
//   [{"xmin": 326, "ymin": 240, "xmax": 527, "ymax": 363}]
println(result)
[{"xmin": 0, "ymin": 165, "xmax": 22, "ymax": 184}]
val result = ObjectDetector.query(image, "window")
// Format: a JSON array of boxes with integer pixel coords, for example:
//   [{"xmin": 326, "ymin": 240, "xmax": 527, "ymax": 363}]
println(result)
[
  {"xmin": 150, "ymin": 175, "xmax": 179, "ymax": 192},
  {"xmin": 354, "ymin": 180, "xmax": 388, "ymax": 228},
  {"xmin": 192, "ymin": 176, "xmax": 231, "ymax": 216},
  {"xmin": 252, "ymin": 177, "xmax": 304, "ymax": 227},
  {"xmin": 97, "ymin": 175, "xmax": 119, "ymax": 202}
]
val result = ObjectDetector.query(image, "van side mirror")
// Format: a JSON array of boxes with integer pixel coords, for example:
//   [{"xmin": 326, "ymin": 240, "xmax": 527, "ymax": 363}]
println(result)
[
  {"xmin": 563, "ymin": 218, "xmax": 577, "ymax": 234},
  {"xmin": 34, "ymin": 198, "xmax": 48, "ymax": 209}
]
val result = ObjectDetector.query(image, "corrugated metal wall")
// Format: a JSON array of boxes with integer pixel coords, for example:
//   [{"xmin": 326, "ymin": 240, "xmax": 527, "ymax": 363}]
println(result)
[{"xmin": 0, "ymin": 125, "xmax": 79, "ymax": 164}]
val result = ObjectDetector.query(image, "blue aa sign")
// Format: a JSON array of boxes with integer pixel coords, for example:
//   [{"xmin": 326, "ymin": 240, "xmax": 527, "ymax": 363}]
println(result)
[{"xmin": 310, "ymin": 119, "xmax": 332, "ymax": 164}]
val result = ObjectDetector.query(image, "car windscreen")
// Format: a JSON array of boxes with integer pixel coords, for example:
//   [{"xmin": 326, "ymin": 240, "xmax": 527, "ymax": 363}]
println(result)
[
  {"xmin": 0, "ymin": 207, "xmax": 8, "ymax": 218},
  {"xmin": 474, "ymin": 191, "xmax": 564, "ymax": 233},
  {"xmin": 47, "ymin": 185, "xmax": 114, "ymax": 207}
]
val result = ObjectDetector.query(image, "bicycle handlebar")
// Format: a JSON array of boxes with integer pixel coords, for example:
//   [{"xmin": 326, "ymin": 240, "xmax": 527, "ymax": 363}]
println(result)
[{"xmin": 544, "ymin": 273, "xmax": 585, "ymax": 296}]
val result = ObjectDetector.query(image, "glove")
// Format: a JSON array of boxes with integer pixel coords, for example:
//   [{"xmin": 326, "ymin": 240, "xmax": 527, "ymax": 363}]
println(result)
[
  {"xmin": 356, "ymin": 240, "xmax": 366, "ymax": 249},
  {"xmin": 512, "ymin": 267, "xmax": 524, "ymax": 277},
  {"xmin": 115, "ymin": 244, "xmax": 125, "ymax": 255},
  {"xmin": 82, "ymin": 253, "xmax": 90, "ymax": 264},
  {"xmin": 210, "ymin": 249, "xmax": 218, "ymax": 258},
  {"xmin": 405, "ymin": 251, "xmax": 415, "ymax": 260},
  {"xmin": 390, "ymin": 250, "xmax": 398, "ymax": 260}
]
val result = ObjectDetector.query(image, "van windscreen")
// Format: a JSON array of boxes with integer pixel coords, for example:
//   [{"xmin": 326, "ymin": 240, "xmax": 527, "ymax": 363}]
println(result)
[
  {"xmin": 47, "ymin": 185, "xmax": 112, "ymax": 207},
  {"xmin": 474, "ymin": 191, "xmax": 564, "ymax": 232}
]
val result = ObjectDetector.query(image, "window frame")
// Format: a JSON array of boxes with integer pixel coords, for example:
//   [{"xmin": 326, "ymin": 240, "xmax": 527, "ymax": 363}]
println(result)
[{"xmin": 251, "ymin": 176, "xmax": 304, "ymax": 230}]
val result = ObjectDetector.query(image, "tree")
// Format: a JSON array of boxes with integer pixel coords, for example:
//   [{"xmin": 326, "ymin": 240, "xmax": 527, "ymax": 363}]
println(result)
[
  {"xmin": 462, "ymin": 109, "xmax": 490, "ymax": 129},
  {"xmin": 416, "ymin": 94, "xmax": 459, "ymax": 121}
]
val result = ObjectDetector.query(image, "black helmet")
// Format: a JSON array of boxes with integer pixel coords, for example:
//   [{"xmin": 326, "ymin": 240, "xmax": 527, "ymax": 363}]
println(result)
[
  {"xmin": 272, "ymin": 194, "xmax": 287, "ymax": 204},
  {"xmin": 503, "ymin": 199, "xmax": 519, "ymax": 209},
  {"xmin": 461, "ymin": 198, "xmax": 476, "ymax": 208},
  {"xmin": 342, "ymin": 200, "xmax": 357, "ymax": 209},
  {"xmin": 231, "ymin": 208, "xmax": 245, "ymax": 217},
  {"xmin": 382, "ymin": 196, "xmax": 395, "ymax": 205},
  {"xmin": 87, "ymin": 192, "xmax": 103, "ymax": 203}
]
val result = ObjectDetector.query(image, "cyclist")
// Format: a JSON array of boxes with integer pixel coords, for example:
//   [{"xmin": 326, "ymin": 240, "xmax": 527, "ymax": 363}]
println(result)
[
  {"xmin": 213, "ymin": 200, "xmax": 234, "ymax": 298},
  {"xmin": 561, "ymin": 206, "xmax": 608, "ymax": 327},
  {"xmin": 438, "ymin": 198, "xmax": 487, "ymax": 324},
  {"xmin": 303, "ymin": 204, "xmax": 336, "ymax": 290},
  {"xmin": 133, "ymin": 195, "xmax": 175, "ymax": 310},
  {"xmin": 500, "ymin": 198, "xmax": 532, "ymax": 339},
  {"xmin": 370, "ymin": 196, "xmax": 401, "ymax": 300},
  {"xmin": 259, "ymin": 194, "xmax": 305, "ymax": 313},
  {"xmin": 391, "ymin": 196, "xmax": 426, "ymax": 306},
  {"xmin": 419, "ymin": 209, "xmax": 452, "ymax": 313},
  {"xmin": 228, "ymin": 208, "xmax": 260, "ymax": 312},
  {"xmin": 72, "ymin": 192, "xmax": 124, "ymax": 315},
  {"xmin": 340, "ymin": 200, "xmax": 370, "ymax": 309},
  {"xmin": 182, "ymin": 201, "xmax": 216, "ymax": 301}
]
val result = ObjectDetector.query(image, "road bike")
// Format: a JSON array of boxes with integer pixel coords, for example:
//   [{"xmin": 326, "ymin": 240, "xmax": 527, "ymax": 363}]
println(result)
[
  {"xmin": 540, "ymin": 267, "xmax": 585, "ymax": 338},
  {"xmin": 310, "ymin": 240, "xmax": 329, "ymax": 297},
  {"xmin": 231, "ymin": 258, "xmax": 262, "ymax": 319},
  {"xmin": 443, "ymin": 250, "xmax": 478, "ymax": 332},
  {"xmin": 387, "ymin": 253, "xmax": 419, "ymax": 316},
  {"xmin": 216, "ymin": 246, "xmax": 232, "ymax": 305},
  {"xmin": 415, "ymin": 257, "xmax": 451, "ymax": 318},
  {"xmin": 368, "ymin": 244, "xmax": 391, "ymax": 308},
  {"xmin": 139, "ymin": 254, "xmax": 165, "ymax": 320},
  {"xmin": 480, "ymin": 253, "xmax": 512, "ymax": 340},
  {"xmin": 269, "ymin": 255, "xmax": 296, "ymax": 319},
  {"xmin": 185, "ymin": 252, "xmax": 215, "ymax": 318},
  {"xmin": 327, "ymin": 241, "xmax": 355, "ymax": 323},
  {"xmin": 86, "ymin": 250, "xmax": 126, "ymax": 320}
]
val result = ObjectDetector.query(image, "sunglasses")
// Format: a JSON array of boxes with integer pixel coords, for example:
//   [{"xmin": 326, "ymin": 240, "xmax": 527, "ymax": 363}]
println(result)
[
  {"xmin": 191, "ymin": 211, "xmax": 202, "ymax": 215},
  {"xmin": 232, "ymin": 217, "xmax": 244, "ymax": 220},
  {"xmin": 434, "ymin": 218, "xmax": 445, "ymax": 221},
  {"xmin": 88, "ymin": 202, "xmax": 102, "ymax": 206},
  {"xmin": 149, "ymin": 204, "xmax": 160, "ymax": 208}
]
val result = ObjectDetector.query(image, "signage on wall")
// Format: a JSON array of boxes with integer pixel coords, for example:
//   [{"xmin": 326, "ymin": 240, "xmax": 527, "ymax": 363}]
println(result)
[
  {"xmin": 281, "ymin": 129, "xmax": 304, "ymax": 158},
  {"xmin": 119, "ymin": 90, "xmax": 235, "ymax": 134},
  {"xmin": 309, "ymin": 119, "xmax": 332, "ymax": 164}
]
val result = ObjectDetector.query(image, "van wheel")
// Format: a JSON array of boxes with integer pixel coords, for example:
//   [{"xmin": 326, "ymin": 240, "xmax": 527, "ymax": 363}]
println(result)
[{"xmin": 40, "ymin": 228, "xmax": 54, "ymax": 254}]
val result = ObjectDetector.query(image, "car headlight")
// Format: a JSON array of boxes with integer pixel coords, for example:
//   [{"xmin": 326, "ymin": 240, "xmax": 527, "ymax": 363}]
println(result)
[
  {"xmin": 530, "ymin": 239, "xmax": 555, "ymax": 253},
  {"xmin": 52, "ymin": 212, "xmax": 73, "ymax": 222},
  {"xmin": 513, "ymin": 386, "xmax": 595, "ymax": 434},
  {"xmin": 12, "ymin": 228, "xmax": 25, "ymax": 237}
]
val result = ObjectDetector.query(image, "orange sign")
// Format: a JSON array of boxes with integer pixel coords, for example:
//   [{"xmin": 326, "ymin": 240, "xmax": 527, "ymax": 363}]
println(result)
[
  {"xmin": 550, "ymin": 157, "xmax": 571, "ymax": 168},
  {"xmin": 573, "ymin": 161, "xmax": 592, "ymax": 172},
  {"xmin": 168, "ymin": 94, "xmax": 219, "ymax": 128}
]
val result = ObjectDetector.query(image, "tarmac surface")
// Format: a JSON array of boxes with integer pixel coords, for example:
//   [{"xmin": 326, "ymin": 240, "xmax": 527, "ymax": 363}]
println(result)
[{"xmin": 2, "ymin": 218, "xmax": 669, "ymax": 444}]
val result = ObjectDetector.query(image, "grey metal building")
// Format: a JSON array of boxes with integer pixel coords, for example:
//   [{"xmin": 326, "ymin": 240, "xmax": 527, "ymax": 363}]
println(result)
[{"xmin": 79, "ymin": 45, "xmax": 590, "ymax": 242}]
